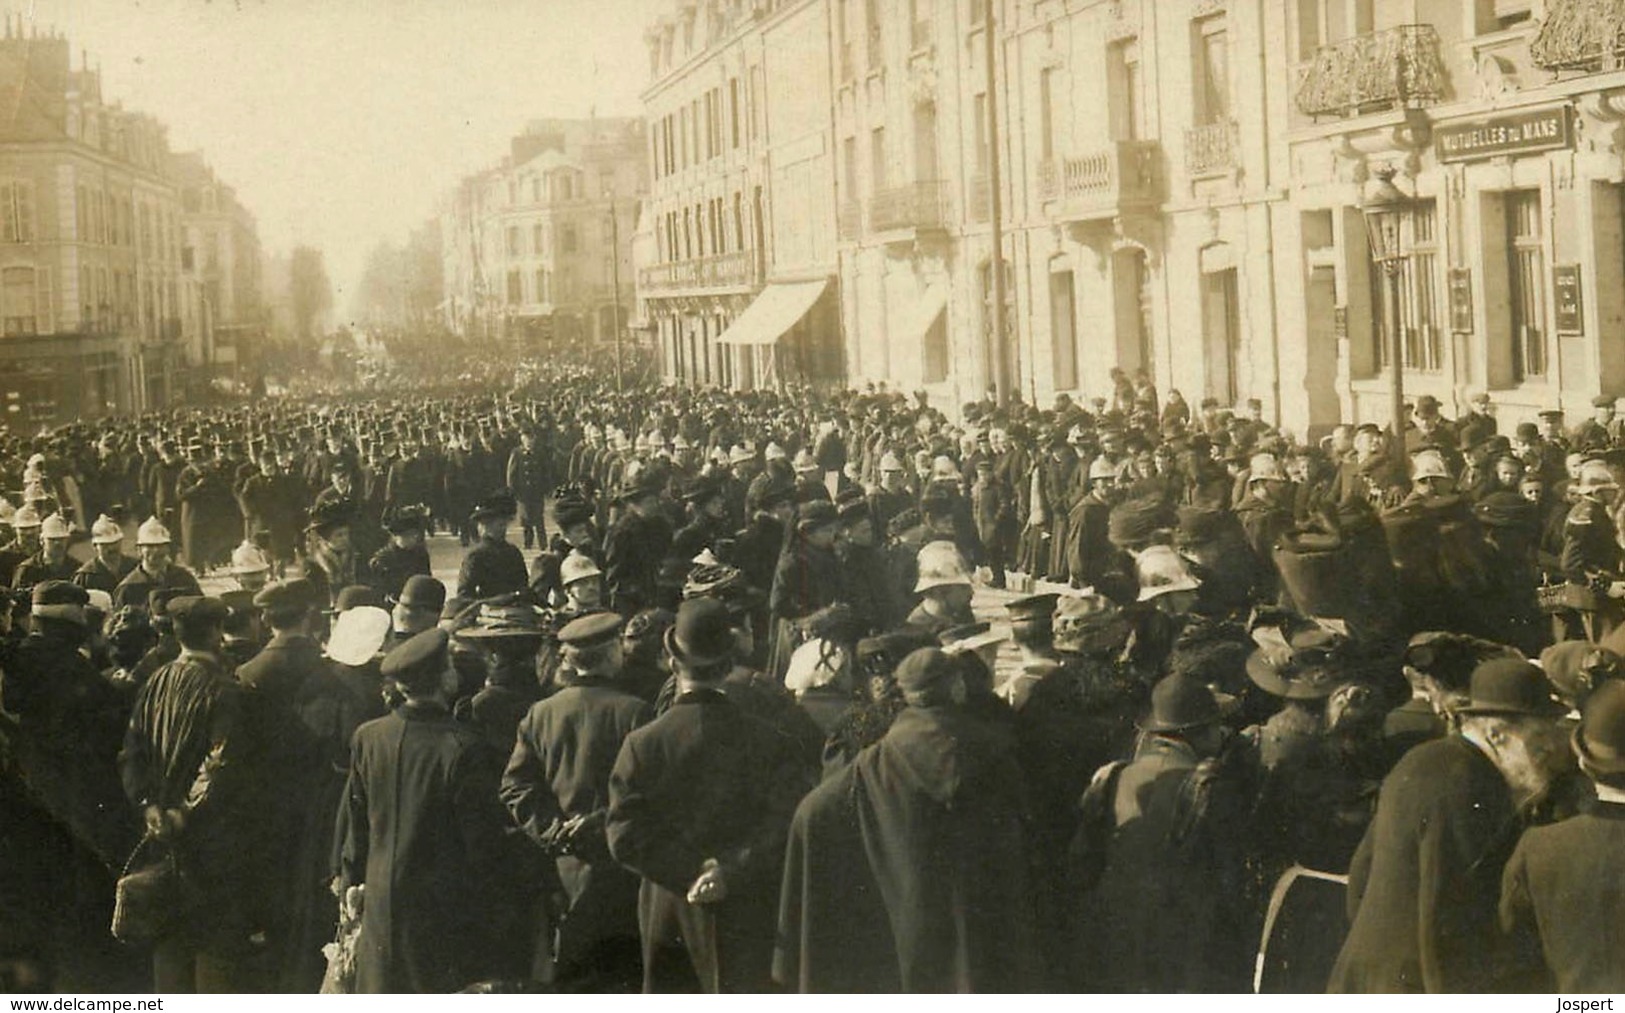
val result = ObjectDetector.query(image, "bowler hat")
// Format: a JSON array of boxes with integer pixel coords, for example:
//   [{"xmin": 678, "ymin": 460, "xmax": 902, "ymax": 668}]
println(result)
[
  {"xmin": 393, "ymin": 575, "xmax": 447, "ymax": 613},
  {"xmin": 1458, "ymin": 658, "xmax": 1568, "ymax": 718},
  {"xmin": 1573, "ymin": 680, "xmax": 1625, "ymax": 776},
  {"xmin": 1139, "ymin": 673, "xmax": 1221, "ymax": 733},
  {"xmin": 663, "ymin": 598, "xmax": 737, "ymax": 669}
]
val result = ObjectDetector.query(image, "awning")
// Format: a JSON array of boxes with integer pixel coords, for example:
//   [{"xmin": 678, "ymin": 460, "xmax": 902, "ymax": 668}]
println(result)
[{"xmin": 714, "ymin": 279, "xmax": 827, "ymax": 346}]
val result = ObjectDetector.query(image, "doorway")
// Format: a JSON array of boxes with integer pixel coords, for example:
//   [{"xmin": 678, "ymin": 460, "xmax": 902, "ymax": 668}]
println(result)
[{"xmin": 1203, "ymin": 267, "xmax": 1240, "ymax": 406}]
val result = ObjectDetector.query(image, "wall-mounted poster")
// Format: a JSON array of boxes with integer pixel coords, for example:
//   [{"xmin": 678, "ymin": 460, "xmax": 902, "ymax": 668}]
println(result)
[
  {"xmin": 1448, "ymin": 269, "xmax": 1473, "ymax": 334},
  {"xmin": 1554, "ymin": 264, "xmax": 1584, "ymax": 335}
]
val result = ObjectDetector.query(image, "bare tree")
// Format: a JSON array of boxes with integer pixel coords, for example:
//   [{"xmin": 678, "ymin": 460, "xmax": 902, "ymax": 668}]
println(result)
[{"xmin": 288, "ymin": 245, "xmax": 333, "ymax": 345}]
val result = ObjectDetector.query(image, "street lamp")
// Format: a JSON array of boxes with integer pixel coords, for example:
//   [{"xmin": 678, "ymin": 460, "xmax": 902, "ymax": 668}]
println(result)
[{"xmin": 1361, "ymin": 166, "xmax": 1413, "ymax": 448}]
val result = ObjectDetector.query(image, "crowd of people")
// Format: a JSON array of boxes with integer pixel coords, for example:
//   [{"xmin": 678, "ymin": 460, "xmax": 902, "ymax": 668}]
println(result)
[{"xmin": 1, "ymin": 359, "xmax": 1623, "ymax": 994}]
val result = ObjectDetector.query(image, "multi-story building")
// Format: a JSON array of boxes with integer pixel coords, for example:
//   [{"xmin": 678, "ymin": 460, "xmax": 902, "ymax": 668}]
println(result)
[
  {"xmin": 440, "ymin": 118, "xmax": 645, "ymax": 349},
  {"xmin": 1273, "ymin": 0, "xmax": 1625, "ymax": 435},
  {"xmin": 0, "ymin": 25, "xmax": 194, "ymax": 424},
  {"xmin": 636, "ymin": 0, "xmax": 842, "ymax": 390},
  {"xmin": 172, "ymin": 151, "xmax": 265, "ymax": 384}
]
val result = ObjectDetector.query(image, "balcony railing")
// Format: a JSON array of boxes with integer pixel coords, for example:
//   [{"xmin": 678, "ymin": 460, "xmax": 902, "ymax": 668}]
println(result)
[
  {"xmin": 637, "ymin": 249, "xmax": 757, "ymax": 291},
  {"xmin": 1052, "ymin": 140, "xmax": 1162, "ymax": 216},
  {"xmin": 1185, "ymin": 120, "xmax": 1240, "ymax": 178},
  {"xmin": 837, "ymin": 198, "xmax": 863, "ymax": 240},
  {"xmin": 869, "ymin": 180, "xmax": 950, "ymax": 232},
  {"xmin": 1532, "ymin": 0, "xmax": 1625, "ymax": 72},
  {"xmin": 1295, "ymin": 25, "xmax": 1446, "ymax": 118}
]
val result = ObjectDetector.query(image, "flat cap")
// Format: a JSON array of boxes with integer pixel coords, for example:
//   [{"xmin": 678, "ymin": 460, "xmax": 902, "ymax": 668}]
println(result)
[
  {"xmin": 32, "ymin": 580, "xmax": 89, "ymax": 622},
  {"xmin": 558, "ymin": 611, "xmax": 624, "ymax": 650},
  {"xmin": 1005, "ymin": 593, "xmax": 1060, "ymax": 623},
  {"xmin": 894, "ymin": 647, "xmax": 958, "ymax": 696},
  {"xmin": 254, "ymin": 578, "xmax": 320, "ymax": 614},
  {"xmin": 380, "ymin": 627, "xmax": 450, "ymax": 684},
  {"xmin": 168, "ymin": 596, "xmax": 228, "ymax": 625}
]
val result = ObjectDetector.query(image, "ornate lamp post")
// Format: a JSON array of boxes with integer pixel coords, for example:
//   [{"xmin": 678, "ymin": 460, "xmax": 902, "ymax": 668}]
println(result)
[{"xmin": 1361, "ymin": 166, "xmax": 1414, "ymax": 447}]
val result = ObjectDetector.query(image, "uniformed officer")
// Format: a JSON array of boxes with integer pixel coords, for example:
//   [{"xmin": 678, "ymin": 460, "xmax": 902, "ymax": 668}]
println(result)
[
  {"xmin": 73, "ymin": 515, "xmax": 137, "ymax": 595},
  {"xmin": 112, "ymin": 517, "xmax": 202, "ymax": 610}
]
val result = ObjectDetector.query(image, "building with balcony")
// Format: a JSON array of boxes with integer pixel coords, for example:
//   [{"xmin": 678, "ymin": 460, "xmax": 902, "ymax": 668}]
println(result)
[
  {"xmin": 0, "ymin": 24, "xmax": 195, "ymax": 425},
  {"xmin": 439, "ymin": 117, "xmax": 645, "ymax": 349},
  {"xmin": 636, "ymin": 0, "xmax": 842, "ymax": 390},
  {"xmin": 172, "ymin": 151, "xmax": 264, "ymax": 384}
]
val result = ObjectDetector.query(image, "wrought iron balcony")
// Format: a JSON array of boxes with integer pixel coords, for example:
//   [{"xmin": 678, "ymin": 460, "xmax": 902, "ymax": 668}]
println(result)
[
  {"xmin": 1185, "ymin": 121, "xmax": 1240, "ymax": 179},
  {"xmin": 869, "ymin": 179, "xmax": 950, "ymax": 233},
  {"xmin": 1295, "ymin": 25, "xmax": 1446, "ymax": 119},
  {"xmin": 1532, "ymin": 0, "xmax": 1625, "ymax": 72},
  {"xmin": 637, "ymin": 249, "xmax": 757, "ymax": 291},
  {"xmin": 1046, "ymin": 141, "xmax": 1162, "ymax": 220}
]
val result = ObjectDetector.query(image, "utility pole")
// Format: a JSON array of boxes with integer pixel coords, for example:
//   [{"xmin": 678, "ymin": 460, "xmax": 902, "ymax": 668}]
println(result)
[
  {"xmin": 609, "ymin": 196, "xmax": 625, "ymax": 392},
  {"xmin": 983, "ymin": 0, "xmax": 1010, "ymax": 406}
]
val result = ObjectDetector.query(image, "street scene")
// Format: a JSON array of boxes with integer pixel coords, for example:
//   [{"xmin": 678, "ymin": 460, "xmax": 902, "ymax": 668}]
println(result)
[{"xmin": 5, "ymin": 0, "xmax": 1625, "ymax": 997}]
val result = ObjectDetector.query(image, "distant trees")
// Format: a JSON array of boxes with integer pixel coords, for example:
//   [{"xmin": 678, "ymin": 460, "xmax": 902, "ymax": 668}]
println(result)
[
  {"xmin": 288, "ymin": 245, "xmax": 333, "ymax": 345},
  {"xmin": 351, "ymin": 222, "xmax": 442, "ymax": 333}
]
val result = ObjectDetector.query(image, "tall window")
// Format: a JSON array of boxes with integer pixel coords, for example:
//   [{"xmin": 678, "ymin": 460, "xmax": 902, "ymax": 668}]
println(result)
[
  {"xmin": 729, "ymin": 78, "xmax": 741, "ymax": 149},
  {"xmin": 865, "ymin": 0, "xmax": 882, "ymax": 72},
  {"xmin": 2, "ymin": 266, "xmax": 36, "ymax": 335},
  {"xmin": 733, "ymin": 192, "xmax": 745, "ymax": 250},
  {"xmin": 0, "ymin": 181, "xmax": 36, "ymax": 243},
  {"xmin": 1403, "ymin": 203, "xmax": 1443, "ymax": 372},
  {"xmin": 533, "ymin": 224, "xmax": 546, "ymax": 255},
  {"xmin": 1193, "ymin": 16, "xmax": 1230, "ymax": 126},
  {"xmin": 870, "ymin": 127, "xmax": 887, "ymax": 193},
  {"xmin": 837, "ymin": 0, "xmax": 853, "ymax": 80},
  {"xmin": 1039, "ymin": 68, "xmax": 1056, "ymax": 161},
  {"xmin": 973, "ymin": 93, "xmax": 990, "ymax": 178},
  {"xmin": 1108, "ymin": 38, "xmax": 1143, "ymax": 141},
  {"xmin": 506, "ymin": 226, "xmax": 521, "ymax": 257},
  {"xmin": 535, "ymin": 268, "xmax": 547, "ymax": 303},
  {"xmin": 1507, "ymin": 190, "xmax": 1546, "ymax": 382},
  {"xmin": 914, "ymin": 102, "xmax": 939, "ymax": 183},
  {"xmin": 506, "ymin": 270, "xmax": 522, "ymax": 305},
  {"xmin": 843, "ymin": 135, "xmax": 859, "ymax": 201},
  {"xmin": 562, "ymin": 224, "xmax": 578, "ymax": 254},
  {"xmin": 1051, "ymin": 270, "xmax": 1078, "ymax": 390}
]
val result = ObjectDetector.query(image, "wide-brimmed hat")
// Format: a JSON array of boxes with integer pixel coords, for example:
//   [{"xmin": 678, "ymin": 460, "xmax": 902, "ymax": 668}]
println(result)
[
  {"xmin": 305, "ymin": 499, "xmax": 356, "ymax": 536},
  {"xmin": 1540, "ymin": 640, "xmax": 1622, "ymax": 707},
  {"xmin": 384, "ymin": 504, "xmax": 432, "ymax": 535},
  {"xmin": 939, "ymin": 621, "xmax": 1008, "ymax": 656},
  {"xmin": 1246, "ymin": 622, "xmax": 1350, "ymax": 700},
  {"xmin": 914, "ymin": 540, "xmax": 972, "ymax": 593},
  {"xmin": 1139, "ymin": 673, "xmax": 1221, "ymax": 733},
  {"xmin": 560, "ymin": 551, "xmax": 602, "ymax": 587},
  {"xmin": 613, "ymin": 470, "xmax": 665, "ymax": 505},
  {"xmin": 469, "ymin": 490, "xmax": 519, "ymax": 522},
  {"xmin": 1573, "ymin": 680, "xmax": 1625, "ymax": 776},
  {"xmin": 1135, "ymin": 545, "xmax": 1202, "ymax": 602},
  {"xmin": 230, "ymin": 540, "xmax": 271, "ymax": 576},
  {"xmin": 1458, "ymin": 658, "xmax": 1568, "ymax": 718},
  {"xmin": 327, "ymin": 606, "xmax": 391, "ymax": 666},
  {"xmin": 663, "ymin": 597, "xmax": 736, "ymax": 668},
  {"xmin": 456, "ymin": 603, "xmax": 546, "ymax": 641}
]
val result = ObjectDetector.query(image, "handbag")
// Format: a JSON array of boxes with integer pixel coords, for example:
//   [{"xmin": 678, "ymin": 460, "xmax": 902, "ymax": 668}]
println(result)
[{"xmin": 110, "ymin": 832, "xmax": 184, "ymax": 943}]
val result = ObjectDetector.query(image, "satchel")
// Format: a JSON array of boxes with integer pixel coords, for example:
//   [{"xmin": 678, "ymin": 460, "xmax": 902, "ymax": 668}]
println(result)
[{"xmin": 110, "ymin": 833, "xmax": 184, "ymax": 943}]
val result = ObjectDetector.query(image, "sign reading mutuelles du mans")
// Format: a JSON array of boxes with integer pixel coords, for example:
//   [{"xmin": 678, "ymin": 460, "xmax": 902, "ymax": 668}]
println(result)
[{"xmin": 1436, "ymin": 106, "xmax": 1572, "ymax": 163}]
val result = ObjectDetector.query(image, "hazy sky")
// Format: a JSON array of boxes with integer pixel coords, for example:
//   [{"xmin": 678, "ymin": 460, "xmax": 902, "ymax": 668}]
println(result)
[{"xmin": 21, "ymin": 0, "xmax": 654, "ymax": 317}]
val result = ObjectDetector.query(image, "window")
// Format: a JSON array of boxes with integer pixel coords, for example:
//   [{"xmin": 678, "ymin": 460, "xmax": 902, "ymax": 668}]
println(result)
[
  {"xmin": 1051, "ymin": 270, "xmax": 1078, "ymax": 390},
  {"xmin": 532, "ymin": 178, "xmax": 542, "ymax": 202},
  {"xmin": 704, "ymin": 91, "xmax": 716, "ymax": 160},
  {"xmin": 1039, "ymin": 68, "xmax": 1056, "ymax": 161},
  {"xmin": 0, "ymin": 181, "xmax": 36, "ymax": 242},
  {"xmin": 1108, "ymin": 38, "xmax": 1144, "ymax": 141},
  {"xmin": 652, "ymin": 126, "xmax": 663, "ymax": 180},
  {"xmin": 2, "ymin": 267, "xmax": 36, "ymax": 335},
  {"xmin": 870, "ymin": 127, "xmax": 887, "ymax": 193},
  {"xmin": 506, "ymin": 226, "xmax": 521, "ymax": 257},
  {"xmin": 910, "ymin": 0, "xmax": 931, "ymax": 49},
  {"xmin": 979, "ymin": 260, "xmax": 1016, "ymax": 351},
  {"xmin": 730, "ymin": 78, "xmax": 741, "ymax": 148},
  {"xmin": 843, "ymin": 135, "xmax": 859, "ymax": 201},
  {"xmin": 1295, "ymin": 0, "xmax": 1356, "ymax": 60},
  {"xmin": 533, "ymin": 224, "xmax": 546, "ymax": 254},
  {"xmin": 838, "ymin": 0, "xmax": 853, "ymax": 80},
  {"xmin": 535, "ymin": 268, "xmax": 547, "ymax": 303},
  {"xmin": 914, "ymin": 102, "xmax": 938, "ymax": 182},
  {"xmin": 1402, "ymin": 203, "xmax": 1443, "ymax": 372},
  {"xmin": 680, "ymin": 106, "xmax": 691, "ymax": 169},
  {"xmin": 507, "ymin": 270, "xmax": 522, "ymax": 305},
  {"xmin": 562, "ymin": 224, "xmax": 578, "ymax": 254},
  {"xmin": 1193, "ymin": 15, "xmax": 1230, "ymax": 126},
  {"xmin": 734, "ymin": 192, "xmax": 745, "ymax": 250},
  {"xmin": 866, "ymin": 0, "xmax": 882, "ymax": 72},
  {"xmin": 1487, "ymin": 0, "xmax": 1532, "ymax": 31},
  {"xmin": 973, "ymin": 93, "xmax": 990, "ymax": 178},
  {"xmin": 1507, "ymin": 190, "xmax": 1546, "ymax": 382},
  {"xmin": 923, "ymin": 309, "xmax": 948, "ymax": 383}
]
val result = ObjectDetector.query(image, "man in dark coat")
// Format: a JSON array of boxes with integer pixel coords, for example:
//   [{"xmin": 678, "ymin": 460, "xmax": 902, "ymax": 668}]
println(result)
[
  {"xmin": 774, "ymin": 647, "xmax": 1042, "ymax": 993},
  {"xmin": 1068, "ymin": 673, "xmax": 1257, "ymax": 992},
  {"xmin": 118, "ymin": 596, "xmax": 270, "ymax": 991},
  {"xmin": 1329, "ymin": 659, "xmax": 1571, "ymax": 993},
  {"xmin": 456, "ymin": 492, "xmax": 528, "ymax": 602},
  {"xmin": 72, "ymin": 515, "xmax": 137, "ymax": 594},
  {"xmin": 238, "ymin": 450, "xmax": 303, "ymax": 566},
  {"xmin": 768, "ymin": 502, "xmax": 844, "ymax": 646},
  {"xmin": 603, "ymin": 473, "xmax": 674, "ymax": 616},
  {"xmin": 501, "ymin": 612, "xmax": 652, "ymax": 989},
  {"xmin": 506, "ymin": 428, "xmax": 551, "ymax": 551},
  {"xmin": 369, "ymin": 505, "xmax": 433, "ymax": 603},
  {"xmin": 1498, "ymin": 679, "xmax": 1625, "ymax": 992},
  {"xmin": 607, "ymin": 599, "xmax": 811, "ymax": 992},
  {"xmin": 338, "ymin": 629, "xmax": 517, "ymax": 993}
]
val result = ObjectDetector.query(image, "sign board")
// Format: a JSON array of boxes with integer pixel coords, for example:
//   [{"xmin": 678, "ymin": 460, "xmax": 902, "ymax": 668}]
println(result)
[
  {"xmin": 1333, "ymin": 306, "xmax": 1348, "ymax": 344},
  {"xmin": 1554, "ymin": 264, "xmax": 1584, "ymax": 335},
  {"xmin": 1449, "ymin": 269, "xmax": 1473, "ymax": 333},
  {"xmin": 1436, "ymin": 106, "xmax": 1572, "ymax": 163}
]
